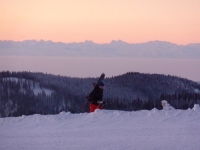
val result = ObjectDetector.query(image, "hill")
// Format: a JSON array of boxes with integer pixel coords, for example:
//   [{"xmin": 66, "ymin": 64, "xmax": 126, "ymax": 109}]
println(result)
[
  {"xmin": 0, "ymin": 71, "xmax": 200, "ymax": 117},
  {"xmin": 1, "ymin": 40, "xmax": 200, "ymax": 58},
  {"xmin": 0, "ymin": 108, "xmax": 200, "ymax": 150}
]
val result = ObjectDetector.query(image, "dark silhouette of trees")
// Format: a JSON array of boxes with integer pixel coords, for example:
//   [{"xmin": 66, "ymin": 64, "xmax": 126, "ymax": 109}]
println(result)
[{"xmin": 0, "ymin": 71, "xmax": 200, "ymax": 117}]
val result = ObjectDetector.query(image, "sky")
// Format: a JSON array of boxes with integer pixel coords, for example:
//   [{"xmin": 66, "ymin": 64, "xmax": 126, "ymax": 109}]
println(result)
[{"xmin": 0, "ymin": 0, "xmax": 200, "ymax": 44}]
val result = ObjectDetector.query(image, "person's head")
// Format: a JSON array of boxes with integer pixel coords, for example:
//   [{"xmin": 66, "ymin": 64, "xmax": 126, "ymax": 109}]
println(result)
[{"xmin": 98, "ymin": 80, "xmax": 104, "ymax": 89}]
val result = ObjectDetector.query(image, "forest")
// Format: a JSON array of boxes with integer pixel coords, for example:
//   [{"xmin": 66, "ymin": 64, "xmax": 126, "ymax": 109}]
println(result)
[{"xmin": 0, "ymin": 71, "xmax": 200, "ymax": 117}]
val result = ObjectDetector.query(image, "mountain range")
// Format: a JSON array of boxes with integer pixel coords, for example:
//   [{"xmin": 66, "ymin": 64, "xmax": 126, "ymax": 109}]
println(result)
[{"xmin": 0, "ymin": 40, "xmax": 200, "ymax": 58}]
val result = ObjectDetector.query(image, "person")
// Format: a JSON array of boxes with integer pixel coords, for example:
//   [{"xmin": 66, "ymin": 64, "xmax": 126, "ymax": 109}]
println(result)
[{"xmin": 87, "ymin": 80, "xmax": 106, "ymax": 112}]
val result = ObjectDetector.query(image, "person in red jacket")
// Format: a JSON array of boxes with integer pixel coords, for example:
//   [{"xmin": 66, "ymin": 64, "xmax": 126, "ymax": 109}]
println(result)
[{"xmin": 88, "ymin": 80, "xmax": 106, "ymax": 112}]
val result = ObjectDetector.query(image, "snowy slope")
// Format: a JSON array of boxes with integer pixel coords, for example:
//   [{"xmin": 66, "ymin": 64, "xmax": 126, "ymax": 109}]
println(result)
[
  {"xmin": 4, "ymin": 77, "xmax": 53, "ymax": 95},
  {"xmin": 0, "ymin": 105, "xmax": 200, "ymax": 150}
]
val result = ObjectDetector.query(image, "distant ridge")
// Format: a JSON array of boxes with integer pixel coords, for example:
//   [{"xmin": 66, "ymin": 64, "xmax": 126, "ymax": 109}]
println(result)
[{"xmin": 0, "ymin": 40, "xmax": 200, "ymax": 58}]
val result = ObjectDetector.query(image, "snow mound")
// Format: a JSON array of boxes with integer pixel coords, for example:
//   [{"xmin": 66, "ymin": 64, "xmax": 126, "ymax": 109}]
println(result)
[
  {"xmin": 0, "ymin": 107, "xmax": 200, "ymax": 150},
  {"xmin": 193, "ymin": 104, "xmax": 200, "ymax": 110},
  {"xmin": 161, "ymin": 100, "xmax": 175, "ymax": 110}
]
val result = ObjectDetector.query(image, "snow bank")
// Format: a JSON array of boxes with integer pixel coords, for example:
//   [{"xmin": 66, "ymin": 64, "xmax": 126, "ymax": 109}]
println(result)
[
  {"xmin": 193, "ymin": 104, "xmax": 200, "ymax": 111},
  {"xmin": 161, "ymin": 100, "xmax": 175, "ymax": 110},
  {"xmin": 0, "ymin": 106, "xmax": 200, "ymax": 150}
]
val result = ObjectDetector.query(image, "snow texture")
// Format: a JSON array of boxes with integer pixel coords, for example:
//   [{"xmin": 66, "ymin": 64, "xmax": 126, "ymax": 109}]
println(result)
[{"xmin": 0, "ymin": 104, "xmax": 200, "ymax": 150}]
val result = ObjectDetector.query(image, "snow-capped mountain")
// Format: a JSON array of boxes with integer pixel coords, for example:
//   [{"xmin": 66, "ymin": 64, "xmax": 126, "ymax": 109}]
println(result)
[{"xmin": 0, "ymin": 40, "xmax": 200, "ymax": 58}]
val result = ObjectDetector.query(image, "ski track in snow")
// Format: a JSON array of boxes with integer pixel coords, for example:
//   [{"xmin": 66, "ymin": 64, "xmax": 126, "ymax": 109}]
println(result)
[{"xmin": 0, "ymin": 107, "xmax": 200, "ymax": 150}]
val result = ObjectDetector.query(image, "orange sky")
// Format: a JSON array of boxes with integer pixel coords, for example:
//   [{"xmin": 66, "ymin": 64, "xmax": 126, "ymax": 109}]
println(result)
[{"xmin": 0, "ymin": 0, "xmax": 200, "ymax": 44}]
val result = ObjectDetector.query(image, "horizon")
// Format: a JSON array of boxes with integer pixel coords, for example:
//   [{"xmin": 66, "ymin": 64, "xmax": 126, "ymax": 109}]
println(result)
[
  {"xmin": 1, "ymin": 0, "xmax": 200, "ymax": 45},
  {"xmin": 1, "ymin": 39, "xmax": 200, "ymax": 45},
  {"xmin": 1, "ymin": 57, "xmax": 200, "ymax": 81}
]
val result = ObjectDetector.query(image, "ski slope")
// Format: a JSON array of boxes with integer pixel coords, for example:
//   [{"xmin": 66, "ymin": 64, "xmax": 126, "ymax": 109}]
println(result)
[{"xmin": 0, "ymin": 105, "xmax": 200, "ymax": 150}]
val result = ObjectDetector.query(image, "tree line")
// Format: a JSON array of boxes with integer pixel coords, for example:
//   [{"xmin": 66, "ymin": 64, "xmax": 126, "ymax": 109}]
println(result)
[{"xmin": 0, "ymin": 71, "xmax": 200, "ymax": 117}]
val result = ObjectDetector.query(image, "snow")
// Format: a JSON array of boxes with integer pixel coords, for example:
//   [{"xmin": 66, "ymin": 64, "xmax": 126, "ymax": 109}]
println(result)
[
  {"xmin": 0, "ymin": 105, "xmax": 200, "ymax": 150},
  {"xmin": 161, "ymin": 100, "xmax": 175, "ymax": 110},
  {"xmin": 4, "ymin": 77, "xmax": 53, "ymax": 95},
  {"xmin": 194, "ymin": 88, "xmax": 200, "ymax": 93},
  {"xmin": 32, "ymin": 83, "xmax": 52, "ymax": 95}
]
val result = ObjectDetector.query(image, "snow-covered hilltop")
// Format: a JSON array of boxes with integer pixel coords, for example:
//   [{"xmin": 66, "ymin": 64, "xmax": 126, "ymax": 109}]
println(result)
[
  {"xmin": 0, "ymin": 40, "xmax": 200, "ymax": 58},
  {"xmin": 0, "ymin": 106, "xmax": 200, "ymax": 150}
]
